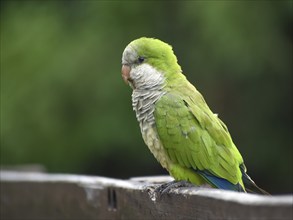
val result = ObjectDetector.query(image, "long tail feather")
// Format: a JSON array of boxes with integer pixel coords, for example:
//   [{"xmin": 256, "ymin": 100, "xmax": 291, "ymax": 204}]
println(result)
[{"xmin": 240, "ymin": 164, "xmax": 270, "ymax": 195}]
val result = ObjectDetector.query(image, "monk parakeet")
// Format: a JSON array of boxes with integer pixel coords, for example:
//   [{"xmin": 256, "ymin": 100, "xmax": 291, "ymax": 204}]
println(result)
[{"xmin": 121, "ymin": 37, "xmax": 268, "ymax": 194}]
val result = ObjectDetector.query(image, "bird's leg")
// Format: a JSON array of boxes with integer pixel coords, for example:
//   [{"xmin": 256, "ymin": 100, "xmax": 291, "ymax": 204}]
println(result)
[{"xmin": 154, "ymin": 180, "xmax": 195, "ymax": 197}]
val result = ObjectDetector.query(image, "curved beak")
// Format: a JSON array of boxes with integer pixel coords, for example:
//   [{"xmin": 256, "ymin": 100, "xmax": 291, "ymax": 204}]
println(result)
[{"xmin": 121, "ymin": 64, "xmax": 131, "ymax": 84}]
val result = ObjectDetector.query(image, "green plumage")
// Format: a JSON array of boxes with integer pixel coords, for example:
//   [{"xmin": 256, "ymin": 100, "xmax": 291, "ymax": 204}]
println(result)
[
  {"xmin": 154, "ymin": 82, "xmax": 244, "ymax": 188},
  {"xmin": 122, "ymin": 37, "xmax": 268, "ymax": 194}
]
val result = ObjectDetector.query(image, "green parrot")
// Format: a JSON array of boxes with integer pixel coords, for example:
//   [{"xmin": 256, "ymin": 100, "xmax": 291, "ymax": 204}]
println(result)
[{"xmin": 121, "ymin": 37, "xmax": 268, "ymax": 194}]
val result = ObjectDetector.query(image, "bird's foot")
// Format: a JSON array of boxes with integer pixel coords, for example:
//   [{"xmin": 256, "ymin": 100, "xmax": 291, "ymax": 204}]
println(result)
[{"xmin": 153, "ymin": 180, "xmax": 195, "ymax": 199}]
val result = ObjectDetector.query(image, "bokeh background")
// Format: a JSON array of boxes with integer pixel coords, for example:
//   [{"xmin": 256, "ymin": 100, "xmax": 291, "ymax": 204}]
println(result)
[{"xmin": 1, "ymin": 1, "xmax": 292, "ymax": 194}]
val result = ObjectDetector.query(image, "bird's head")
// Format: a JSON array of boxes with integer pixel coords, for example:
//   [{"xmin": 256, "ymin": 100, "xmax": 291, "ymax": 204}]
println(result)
[{"xmin": 121, "ymin": 37, "xmax": 182, "ymax": 90}]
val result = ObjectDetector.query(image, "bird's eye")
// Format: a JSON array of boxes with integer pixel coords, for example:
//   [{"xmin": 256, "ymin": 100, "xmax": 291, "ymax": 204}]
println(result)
[{"xmin": 138, "ymin": 57, "xmax": 145, "ymax": 63}]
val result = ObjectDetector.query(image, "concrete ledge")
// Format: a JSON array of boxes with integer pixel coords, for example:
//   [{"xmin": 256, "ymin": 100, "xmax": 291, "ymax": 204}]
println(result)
[{"xmin": 1, "ymin": 171, "xmax": 292, "ymax": 220}]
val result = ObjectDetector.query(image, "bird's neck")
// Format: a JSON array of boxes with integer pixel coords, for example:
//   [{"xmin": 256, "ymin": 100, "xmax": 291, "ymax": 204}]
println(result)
[
  {"xmin": 129, "ymin": 63, "xmax": 166, "ymax": 130},
  {"xmin": 132, "ymin": 88, "xmax": 166, "ymax": 132}
]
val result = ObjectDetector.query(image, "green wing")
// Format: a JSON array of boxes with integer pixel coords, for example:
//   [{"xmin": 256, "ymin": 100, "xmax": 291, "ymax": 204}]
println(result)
[{"xmin": 154, "ymin": 85, "xmax": 244, "ymax": 186}]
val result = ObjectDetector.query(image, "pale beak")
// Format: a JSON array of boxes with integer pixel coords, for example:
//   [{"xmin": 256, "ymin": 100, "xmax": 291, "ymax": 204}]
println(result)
[{"xmin": 121, "ymin": 64, "xmax": 131, "ymax": 84}]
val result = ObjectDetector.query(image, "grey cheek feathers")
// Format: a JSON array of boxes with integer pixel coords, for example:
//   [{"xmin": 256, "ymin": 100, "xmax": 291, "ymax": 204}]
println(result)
[{"xmin": 130, "ymin": 63, "xmax": 165, "ymax": 90}]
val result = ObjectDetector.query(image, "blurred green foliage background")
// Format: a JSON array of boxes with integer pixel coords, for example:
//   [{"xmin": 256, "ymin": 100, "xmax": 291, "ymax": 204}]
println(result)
[{"xmin": 1, "ymin": 1, "xmax": 292, "ymax": 194}]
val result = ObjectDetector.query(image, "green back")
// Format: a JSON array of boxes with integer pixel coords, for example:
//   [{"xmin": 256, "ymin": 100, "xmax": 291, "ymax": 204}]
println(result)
[{"xmin": 154, "ymin": 76, "xmax": 244, "ymax": 186}]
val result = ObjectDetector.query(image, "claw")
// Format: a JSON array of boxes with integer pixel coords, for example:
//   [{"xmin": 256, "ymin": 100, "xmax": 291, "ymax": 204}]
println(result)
[{"xmin": 154, "ymin": 180, "xmax": 195, "ymax": 199}]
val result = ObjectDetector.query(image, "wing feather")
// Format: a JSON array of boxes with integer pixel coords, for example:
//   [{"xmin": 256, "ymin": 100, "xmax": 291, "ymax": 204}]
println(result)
[{"xmin": 154, "ymin": 89, "xmax": 244, "ymax": 186}]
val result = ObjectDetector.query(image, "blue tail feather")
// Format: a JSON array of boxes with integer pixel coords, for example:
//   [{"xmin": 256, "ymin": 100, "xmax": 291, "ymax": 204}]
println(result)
[{"xmin": 196, "ymin": 170, "xmax": 245, "ymax": 192}]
